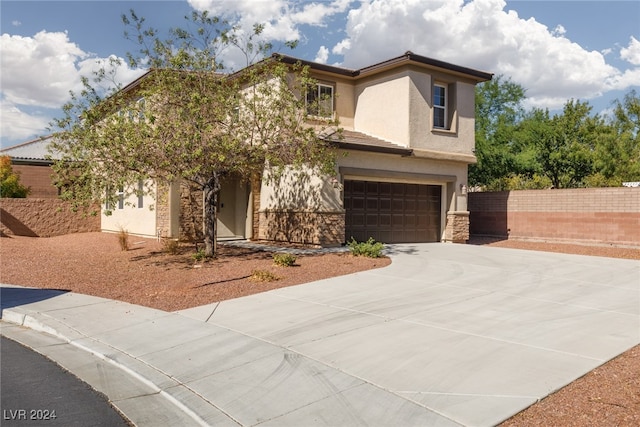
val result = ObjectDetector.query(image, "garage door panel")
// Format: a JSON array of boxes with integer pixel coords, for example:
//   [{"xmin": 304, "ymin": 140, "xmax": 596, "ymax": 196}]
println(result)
[
  {"xmin": 344, "ymin": 180, "xmax": 441, "ymax": 244},
  {"xmin": 352, "ymin": 197, "xmax": 365, "ymax": 210},
  {"xmin": 380, "ymin": 198, "xmax": 391, "ymax": 211},
  {"xmin": 351, "ymin": 214, "xmax": 365, "ymax": 227}
]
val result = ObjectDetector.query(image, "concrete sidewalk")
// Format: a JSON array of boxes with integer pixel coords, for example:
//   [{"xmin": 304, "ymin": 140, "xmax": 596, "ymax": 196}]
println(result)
[{"xmin": 2, "ymin": 244, "xmax": 639, "ymax": 426}]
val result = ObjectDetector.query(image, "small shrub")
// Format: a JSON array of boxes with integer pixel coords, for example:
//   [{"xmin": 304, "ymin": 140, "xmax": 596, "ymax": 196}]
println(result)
[
  {"xmin": 250, "ymin": 269, "xmax": 281, "ymax": 282},
  {"xmin": 273, "ymin": 253, "xmax": 297, "ymax": 267},
  {"xmin": 117, "ymin": 227, "xmax": 130, "ymax": 251},
  {"xmin": 162, "ymin": 238, "xmax": 181, "ymax": 255},
  {"xmin": 192, "ymin": 249, "xmax": 207, "ymax": 262},
  {"xmin": 347, "ymin": 237, "xmax": 384, "ymax": 258}
]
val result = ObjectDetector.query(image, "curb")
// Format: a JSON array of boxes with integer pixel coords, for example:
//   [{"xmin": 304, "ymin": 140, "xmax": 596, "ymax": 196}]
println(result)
[{"xmin": 1, "ymin": 307, "xmax": 222, "ymax": 427}]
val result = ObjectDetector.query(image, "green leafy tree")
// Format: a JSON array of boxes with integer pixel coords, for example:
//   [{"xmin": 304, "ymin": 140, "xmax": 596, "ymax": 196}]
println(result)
[
  {"xmin": 0, "ymin": 156, "xmax": 30, "ymax": 198},
  {"xmin": 517, "ymin": 100, "xmax": 597, "ymax": 188},
  {"xmin": 591, "ymin": 90, "xmax": 640, "ymax": 185},
  {"xmin": 470, "ymin": 75, "xmax": 528, "ymax": 188},
  {"xmin": 50, "ymin": 11, "xmax": 337, "ymax": 257}
]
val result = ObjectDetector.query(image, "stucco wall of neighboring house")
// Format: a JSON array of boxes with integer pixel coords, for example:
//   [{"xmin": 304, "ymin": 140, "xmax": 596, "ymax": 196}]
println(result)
[
  {"xmin": 101, "ymin": 182, "xmax": 158, "ymax": 237},
  {"xmin": 468, "ymin": 188, "xmax": 640, "ymax": 247},
  {"xmin": 1, "ymin": 198, "xmax": 100, "ymax": 237},
  {"xmin": 12, "ymin": 164, "xmax": 59, "ymax": 198}
]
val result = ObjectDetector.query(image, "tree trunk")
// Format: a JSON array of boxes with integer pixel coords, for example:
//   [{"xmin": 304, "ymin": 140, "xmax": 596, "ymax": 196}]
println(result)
[{"xmin": 203, "ymin": 174, "xmax": 220, "ymax": 257}]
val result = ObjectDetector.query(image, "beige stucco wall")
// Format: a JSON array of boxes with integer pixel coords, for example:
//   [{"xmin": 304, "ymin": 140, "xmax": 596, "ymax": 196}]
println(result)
[
  {"xmin": 260, "ymin": 150, "xmax": 470, "ymax": 212},
  {"xmin": 259, "ymin": 165, "xmax": 342, "ymax": 212},
  {"xmin": 101, "ymin": 182, "xmax": 157, "ymax": 237},
  {"xmin": 353, "ymin": 72, "xmax": 412, "ymax": 146},
  {"xmin": 259, "ymin": 149, "xmax": 471, "ymax": 243},
  {"xmin": 334, "ymin": 65, "xmax": 477, "ymax": 158},
  {"xmin": 408, "ymin": 74, "xmax": 476, "ymax": 155}
]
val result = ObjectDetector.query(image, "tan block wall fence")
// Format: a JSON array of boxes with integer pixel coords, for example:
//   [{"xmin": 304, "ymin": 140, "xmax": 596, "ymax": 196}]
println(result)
[
  {"xmin": 1, "ymin": 198, "xmax": 100, "ymax": 237},
  {"xmin": 468, "ymin": 188, "xmax": 640, "ymax": 246}
]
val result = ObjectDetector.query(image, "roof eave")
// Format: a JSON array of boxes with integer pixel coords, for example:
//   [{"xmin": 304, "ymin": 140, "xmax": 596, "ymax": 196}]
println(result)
[{"xmin": 338, "ymin": 141, "xmax": 413, "ymax": 156}]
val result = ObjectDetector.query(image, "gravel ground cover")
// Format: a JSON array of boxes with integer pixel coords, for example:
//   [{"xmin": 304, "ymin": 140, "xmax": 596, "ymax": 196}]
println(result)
[{"xmin": 1, "ymin": 232, "xmax": 638, "ymax": 425}]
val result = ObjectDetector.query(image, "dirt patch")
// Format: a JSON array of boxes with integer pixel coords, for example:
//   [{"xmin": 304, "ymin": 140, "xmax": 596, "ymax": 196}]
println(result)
[{"xmin": 0, "ymin": 232, "xmax": 389, "ymax": 312}]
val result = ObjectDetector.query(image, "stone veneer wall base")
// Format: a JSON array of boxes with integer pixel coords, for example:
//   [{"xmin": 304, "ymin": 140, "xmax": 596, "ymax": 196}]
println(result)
[{"xmin": 258, "ymin": 210, "xmax": 345, "ymax": 247}]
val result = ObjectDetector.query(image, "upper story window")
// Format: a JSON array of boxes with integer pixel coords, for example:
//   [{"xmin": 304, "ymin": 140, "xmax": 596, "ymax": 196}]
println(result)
[
  {"xmin": 433, "ymin": 84, "xmax": 447, "ymax": 129},
  {"xmin": 306, "ymin": 83, "xmax": 334, "ymax": 118},
  {"xmin": 117, "ymin": 97, "xmax": 145, "ymax": 121},
  {"xmin": 136, "ymin": 97, "xmax": 145, "ymax": 121}
]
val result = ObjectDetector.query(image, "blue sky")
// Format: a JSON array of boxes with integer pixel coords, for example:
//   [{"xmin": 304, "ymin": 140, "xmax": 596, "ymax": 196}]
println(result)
[{"xmin": 1, "ymin": 0, "xmax": 639, "ymax": 148}]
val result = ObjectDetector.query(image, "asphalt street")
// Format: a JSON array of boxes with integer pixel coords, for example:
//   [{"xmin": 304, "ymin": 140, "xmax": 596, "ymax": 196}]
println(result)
[{"xmin": 1, "ymin": 336, "xmax": 130, "ymax": 426}]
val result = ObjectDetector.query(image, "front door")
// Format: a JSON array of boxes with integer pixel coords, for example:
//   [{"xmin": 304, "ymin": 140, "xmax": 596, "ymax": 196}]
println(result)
[{"xmin": 217, "ymin": 178, "xmax": 249, "ymax": 239}]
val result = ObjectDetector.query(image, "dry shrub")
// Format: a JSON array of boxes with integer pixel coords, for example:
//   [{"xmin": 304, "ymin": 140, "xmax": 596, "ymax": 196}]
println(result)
[
  {"xmin": 249, "ymin": 269, "xmax": 281, "ymax": 282},
  {"xmin": 117, "ymin": 228, "xmax": 129, "ymax": 251},
  {"xmin": 273, "ymin": 253, "xmax": 297, "ymax": 267},
  {"xmin": 162, "ymin": 238, "xmax": 181, "ymax": 255}
]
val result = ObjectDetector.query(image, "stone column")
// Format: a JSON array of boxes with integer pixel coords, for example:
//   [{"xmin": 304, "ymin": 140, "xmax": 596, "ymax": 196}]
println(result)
[{"xmin": 445, "ymin": 211, "xmax": 470, "ymax": 243}]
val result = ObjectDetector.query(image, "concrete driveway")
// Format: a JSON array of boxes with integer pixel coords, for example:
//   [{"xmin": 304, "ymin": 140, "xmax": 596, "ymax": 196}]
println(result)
[
  {"xmin": 178, "ymin": 243, "xmax": 639, "ymax": 426},
  {"xmin": 2, "ymin": 243, "xmax": 638, "ymax": 426}
]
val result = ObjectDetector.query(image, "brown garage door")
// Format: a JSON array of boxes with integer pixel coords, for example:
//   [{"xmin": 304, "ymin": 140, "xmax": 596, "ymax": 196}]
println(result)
[{"xmin": 344, "ymin": 180, "xmax": 441, "ymax": 244}]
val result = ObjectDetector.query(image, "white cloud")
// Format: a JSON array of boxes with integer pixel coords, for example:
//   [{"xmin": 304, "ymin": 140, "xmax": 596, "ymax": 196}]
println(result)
[
  {"xmin": 334, "ymin": 0, "xmax": 639, "ymax": 110},
  {"xmin": 0, "ymin": 102, "xmax": 51, "ymax": 146},
  {"xmin": 552, "ymin": 24, "xmax": 566, "ymax": 37},
  {"xmin": 12, "ymin": 20, "xmax": 21, "ymax": 27},
  {"xmin": 314, "ymin": 46, "xmax": 329, "ymax": 63},
  {"xmin": 1, "ymin": 31, "xmax": 88, "ymax": 108},
  {"xmin": 620, "ymin": 36, "xmax": 640, "ymax": 65},
  {"xmin": 0, "ymin": 31, "xmax": 144, "ymax": 144},
  {"xmin": 188, "ymin": 0, "xmax": 351, "ymax": 50},
  {"xmin": 332, "ymin": 39, "xmax": 351, "ymax": 57}
]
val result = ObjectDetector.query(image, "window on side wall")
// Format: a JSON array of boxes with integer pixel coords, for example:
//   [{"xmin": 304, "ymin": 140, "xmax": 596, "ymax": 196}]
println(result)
[
  {"xmin": 117, "ymin": 186, "xmax": 125, "ymax": 210},
  {"xmin": 137, "ymin": 180, "xmax": 144, "ymax": 208},
  {"xmin": 433, "ymin": 84, "xmax": 447, "ymax": 129},
  {"xmin": 306, "ymin": 83, "xmax": 334, "ymax": 118}
]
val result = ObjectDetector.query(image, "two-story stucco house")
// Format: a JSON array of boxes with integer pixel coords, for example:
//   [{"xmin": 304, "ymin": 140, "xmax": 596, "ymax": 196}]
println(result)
[{"xmin": 102, "ymin": 51, "xmax": 492, "ymax": 245}]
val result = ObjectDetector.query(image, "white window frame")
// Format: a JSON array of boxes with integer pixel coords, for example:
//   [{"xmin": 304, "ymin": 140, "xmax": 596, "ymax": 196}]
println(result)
[
  {"xmin": 433, "ymin": 84, "xmax": 447, "ymax": 129},
  {"xmin": 306, "ymin": 83, "xmax": 334, "ymax": 119}
]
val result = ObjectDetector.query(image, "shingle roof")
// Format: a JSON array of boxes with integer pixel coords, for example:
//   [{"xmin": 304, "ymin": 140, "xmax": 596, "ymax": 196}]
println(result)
[
  {"xmin": 322, "ymin": 129, "xmax": 413, "ymax": 155},
  {"xmin": 0, "ymin": 136, "xmax": 60, "ymax": 162}
]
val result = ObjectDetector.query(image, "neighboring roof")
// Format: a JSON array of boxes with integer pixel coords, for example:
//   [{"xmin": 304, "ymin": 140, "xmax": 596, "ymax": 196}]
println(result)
[
  {"xmin": 322, "ymin": 129, "xmax": 413, "ymax": 156},
  {"xmin": 274, "ymin": 51, "xmax": 493, "ymax": 82},
  {"xmin": 0, "ymin": 136, "xmax": 60, "ymax": 163}
]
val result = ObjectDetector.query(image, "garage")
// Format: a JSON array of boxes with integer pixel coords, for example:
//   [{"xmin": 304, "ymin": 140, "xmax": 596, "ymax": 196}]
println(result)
[{"xmin": 344, "ymin": 180, "xmax": 441, "ymax": 244}]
